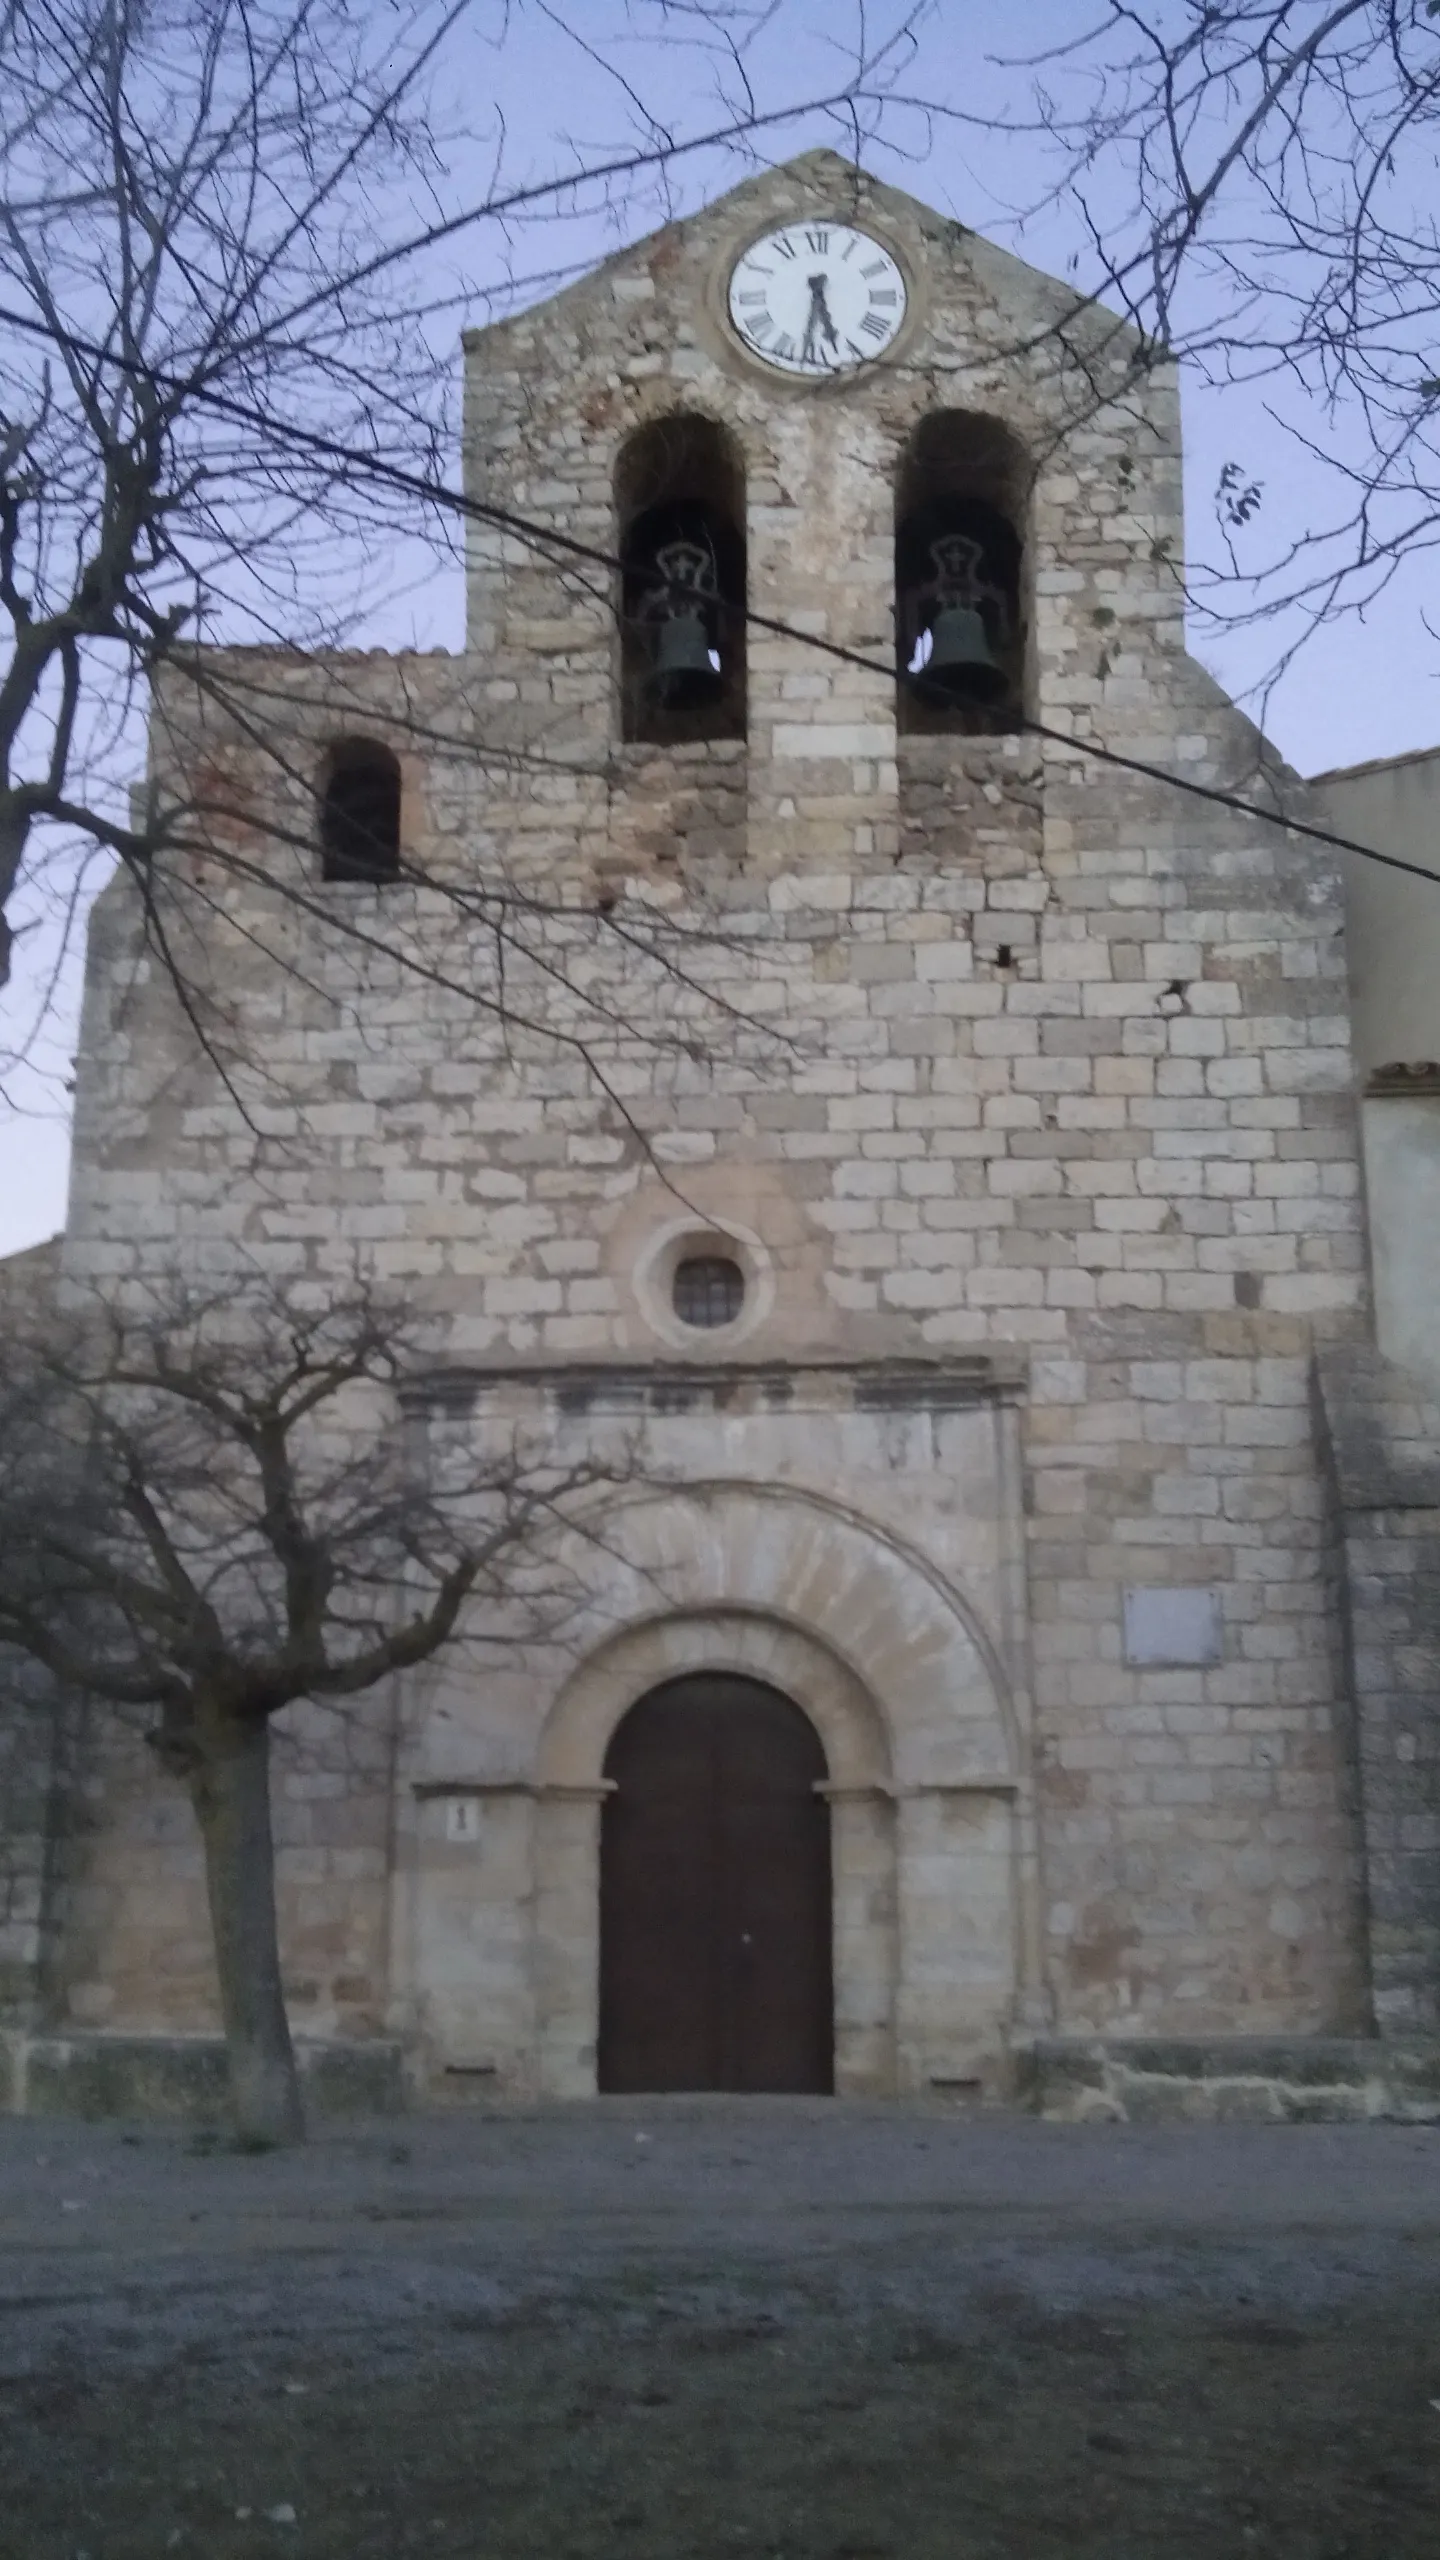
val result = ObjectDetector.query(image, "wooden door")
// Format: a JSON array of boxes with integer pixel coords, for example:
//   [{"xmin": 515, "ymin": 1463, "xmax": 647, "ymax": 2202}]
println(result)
[{"xmin": 598, "ymin": 1674, "xmax": 833, "ymax": 2094}]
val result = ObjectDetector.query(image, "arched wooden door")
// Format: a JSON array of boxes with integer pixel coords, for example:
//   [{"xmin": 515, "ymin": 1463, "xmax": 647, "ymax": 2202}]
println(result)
[{"xmin": 599, "ymin": 1674, "xmax": 833, "ymax": 2094}]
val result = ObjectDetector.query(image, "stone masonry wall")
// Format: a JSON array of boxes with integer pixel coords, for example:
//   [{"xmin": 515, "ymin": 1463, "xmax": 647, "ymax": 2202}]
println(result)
[
  {"xmin": 1317, "ymin": 1346, "xmax": 1440, "ymax": 2032},
  {"xmin": 0, "ymin": 1242, "xmax": 64, "ymax": 2022},
  {"xmin": 0, "ymin": 1661, "xmax": 59, "ymax": 2024},
  {"xmin": 56, "ymin": 153, "xmax": 1372, "ymax": 2044},
  {"xmin": 43, "ymin": 1698, "xmax": 396, "ymax": 2045}
]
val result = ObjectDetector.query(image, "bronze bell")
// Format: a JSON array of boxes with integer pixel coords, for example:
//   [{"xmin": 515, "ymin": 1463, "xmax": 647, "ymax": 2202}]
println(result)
[
  {"xmin": 647, "ymin": 606, "xmax": 723, "ymax": 710},
  {"xmin": 914, "ymin": 602, "xmax": 1007, "ymax": 706}
]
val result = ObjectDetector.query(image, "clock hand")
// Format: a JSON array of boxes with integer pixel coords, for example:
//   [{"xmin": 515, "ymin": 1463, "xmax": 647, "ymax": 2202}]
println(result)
[
  {"xmin": 801, "ymin": 273, "xmax": 841, "ymax": 365},
  {"xmin": 800, "ymin": 273, "xmax": 826, "ymax": 364}
]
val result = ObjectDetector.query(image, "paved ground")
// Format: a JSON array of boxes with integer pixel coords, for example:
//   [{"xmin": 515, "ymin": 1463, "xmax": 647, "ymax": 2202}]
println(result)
[{"xmin": 2, "ymin": 2099, "xmax": 1439, "ymax": 2557}]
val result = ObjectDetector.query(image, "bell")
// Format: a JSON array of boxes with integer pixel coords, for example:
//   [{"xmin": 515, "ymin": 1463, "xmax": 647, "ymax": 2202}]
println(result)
[
  {"xmin": 647, "ymin": 607, "xmax": 724, "ymax": 710},
  {"xmin": 913, "ymin": 603, "xmax": 1007, "ymax": 706}
]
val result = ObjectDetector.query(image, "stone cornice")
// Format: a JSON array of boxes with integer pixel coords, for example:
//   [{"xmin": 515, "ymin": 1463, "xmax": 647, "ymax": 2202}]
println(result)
[{"xmin": 400, "ymin": 1351, "xmax": 1027, "ymax": 1416}]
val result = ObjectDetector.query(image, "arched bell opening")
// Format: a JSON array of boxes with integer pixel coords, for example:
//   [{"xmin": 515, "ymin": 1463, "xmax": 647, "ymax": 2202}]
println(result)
[
  {"xmin": 895, "ymin": 413, "xmax": 1029, "ymax": 737},
  {"xmin": 318, "ymin": 738, "xmax": 402, "ymax": 881},
  {"xmin": 616, "ymin": 414, "xmax": 747, "ymax": 746}
]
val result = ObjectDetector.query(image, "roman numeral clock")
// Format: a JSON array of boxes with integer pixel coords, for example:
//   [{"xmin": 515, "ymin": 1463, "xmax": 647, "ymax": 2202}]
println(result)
[{"xmin": 727, "ymin": 221, "xmax": 907, "ymax": 375}]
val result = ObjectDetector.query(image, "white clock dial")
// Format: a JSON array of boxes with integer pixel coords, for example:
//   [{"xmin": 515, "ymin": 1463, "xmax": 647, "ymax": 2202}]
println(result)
[{"xmin": 727, "ymin": 221, "xmax": 907, "ymax": 376}]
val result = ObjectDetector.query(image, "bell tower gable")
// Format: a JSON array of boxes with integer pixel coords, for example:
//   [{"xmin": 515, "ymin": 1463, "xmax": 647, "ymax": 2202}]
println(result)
[{"xmin": 458, "ymin": 150, "xmax": 1184, "ymax": 804}]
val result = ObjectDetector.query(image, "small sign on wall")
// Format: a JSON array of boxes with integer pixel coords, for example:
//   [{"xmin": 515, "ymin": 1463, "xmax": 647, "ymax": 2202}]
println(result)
[
  {"xmin": 1122, "ymin": 1586, "xmax": 1223, "ymax": 1669},
  {"xmin": 444, "ymin": 1796, "xmax": 483, "ymax": 1844}
]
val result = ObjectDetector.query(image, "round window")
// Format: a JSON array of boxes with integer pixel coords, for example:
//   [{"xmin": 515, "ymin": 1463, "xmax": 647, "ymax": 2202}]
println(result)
[{"xmin": 672, "ymin": 1253, "xmax": 745, "ymax": 1330}]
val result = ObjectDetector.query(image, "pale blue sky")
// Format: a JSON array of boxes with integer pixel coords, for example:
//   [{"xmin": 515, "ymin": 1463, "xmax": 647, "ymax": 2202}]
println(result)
[{"xmin": 3, "ymin": 1, "xmax": 1435, "ymax": 1256}]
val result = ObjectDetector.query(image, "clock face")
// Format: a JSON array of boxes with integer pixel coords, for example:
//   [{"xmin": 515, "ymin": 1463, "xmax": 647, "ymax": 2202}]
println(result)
[{"xmin": 727, "ymin": 221, "xmax": 907, "ymax": 376}]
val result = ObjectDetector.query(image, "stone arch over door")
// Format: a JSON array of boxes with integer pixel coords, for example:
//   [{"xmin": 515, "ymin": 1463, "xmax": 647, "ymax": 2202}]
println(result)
[{"xmin": 531, "ymin": 1484, "xmax": 1035, "ymax": 2097}]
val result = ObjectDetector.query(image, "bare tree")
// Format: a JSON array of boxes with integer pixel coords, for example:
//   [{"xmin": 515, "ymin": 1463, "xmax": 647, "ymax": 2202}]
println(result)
[
  {"xmin": 0, "ymin": 1277, "xmax": 605, "ymax": 2144},
  {"xmin": 0, "ymin": 0, "xmax": 929, "ymax": 1053},
  {"xmin": 991, "ymin": 3, "xmax": 1440, "ymax": 683}
]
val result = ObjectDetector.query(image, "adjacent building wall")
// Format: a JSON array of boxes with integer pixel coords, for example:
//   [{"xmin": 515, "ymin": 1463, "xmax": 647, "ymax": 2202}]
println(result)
[
  {"xmin": 1316, "ymin": 1346, "xmax": 1440, "ymax": 2033},
  {"xmin": 1312, "ymin": 746, "xmax": 1440, "ymax": 1082},
  {"xmin": 1312, "ymin": 749, "xmax": 1440, "ymax": 1389}
]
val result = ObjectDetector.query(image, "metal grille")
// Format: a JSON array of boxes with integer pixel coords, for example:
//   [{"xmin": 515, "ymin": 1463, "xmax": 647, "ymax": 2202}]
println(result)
[{"xmin": 672, "ymin": 1254, "xmax": 744, "ymax": 1329}]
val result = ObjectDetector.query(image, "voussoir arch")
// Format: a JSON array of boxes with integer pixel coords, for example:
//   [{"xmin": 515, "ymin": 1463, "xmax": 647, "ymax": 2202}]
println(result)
[{"xmin": 536, "ymin": 1480, "xmax": 1016, "ymax": 1793}]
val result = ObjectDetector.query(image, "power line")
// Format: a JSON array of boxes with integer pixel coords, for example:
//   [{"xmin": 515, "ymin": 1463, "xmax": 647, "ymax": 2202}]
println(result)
[{"xmin": 3, "ymin": 294, "xmax": 1436, "ymax": 893}]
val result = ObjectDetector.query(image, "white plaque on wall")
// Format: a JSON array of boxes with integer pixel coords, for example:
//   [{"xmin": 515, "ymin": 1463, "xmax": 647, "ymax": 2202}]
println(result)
[
  {"xmin": 1122, "ymin": 1586, "xmax": 1223, "ymax": 1669},
  {"xmin": 444, "ymin": 1796, "xmax": 483, "ymax": 1844}
]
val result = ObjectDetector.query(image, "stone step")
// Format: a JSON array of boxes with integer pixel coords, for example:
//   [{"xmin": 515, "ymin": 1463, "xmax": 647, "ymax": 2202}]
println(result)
[
  {"xmin": 1020, "ymin": 2034, "xmax": 1440, "ymax": 2123},
  {"xmin": 1, "ymin": 2030, "xmax": 406, "ymax": 2123}
]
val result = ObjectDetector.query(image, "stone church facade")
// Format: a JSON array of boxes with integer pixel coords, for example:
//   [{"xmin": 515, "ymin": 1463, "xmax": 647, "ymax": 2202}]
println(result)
[{"xmin": 7, "ymin": 153, "xmax": 1439, "ymax": 2112}]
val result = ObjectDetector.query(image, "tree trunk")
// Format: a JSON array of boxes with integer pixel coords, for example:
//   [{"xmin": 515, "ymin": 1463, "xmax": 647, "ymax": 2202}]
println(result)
[{"xmin": 190, "ymin": 1709, "xmax": 305, "ymax": 2145}]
